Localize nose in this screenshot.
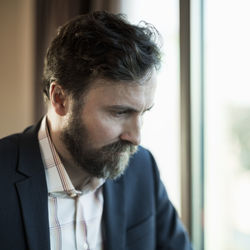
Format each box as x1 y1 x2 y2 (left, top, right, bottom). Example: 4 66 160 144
119 116 142 145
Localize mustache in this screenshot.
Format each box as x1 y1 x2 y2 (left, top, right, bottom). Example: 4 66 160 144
101 140 138 154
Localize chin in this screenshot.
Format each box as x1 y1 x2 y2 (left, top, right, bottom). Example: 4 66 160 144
106 153 131 180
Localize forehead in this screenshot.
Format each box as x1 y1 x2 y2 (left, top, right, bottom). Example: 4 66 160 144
83 75 157 109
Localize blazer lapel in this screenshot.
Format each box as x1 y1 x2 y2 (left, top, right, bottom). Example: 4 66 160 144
16 123 50 250
103 178 126 250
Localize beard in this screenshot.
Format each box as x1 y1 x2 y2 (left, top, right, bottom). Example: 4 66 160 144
60 108 138 180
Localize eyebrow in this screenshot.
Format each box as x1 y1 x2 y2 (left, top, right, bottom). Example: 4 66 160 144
106 104 154 113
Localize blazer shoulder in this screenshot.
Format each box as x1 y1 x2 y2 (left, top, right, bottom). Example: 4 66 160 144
0 133 20 156
129 146 154 165
0 133 21 179
127 146 158 174
122 146 160 190
0 124 37 172
0 122 39 152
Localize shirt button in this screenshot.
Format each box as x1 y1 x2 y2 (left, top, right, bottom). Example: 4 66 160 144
83 242 88 250
69 193 77 198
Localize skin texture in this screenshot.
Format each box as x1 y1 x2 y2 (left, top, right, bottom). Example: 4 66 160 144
46 73 157 180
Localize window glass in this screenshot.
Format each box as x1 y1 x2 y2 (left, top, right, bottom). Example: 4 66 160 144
204 0 250 249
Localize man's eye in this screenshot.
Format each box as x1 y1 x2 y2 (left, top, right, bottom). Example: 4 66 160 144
112 110 128 117
117 111 127 115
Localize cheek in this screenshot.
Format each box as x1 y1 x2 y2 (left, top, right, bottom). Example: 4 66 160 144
85 116 122 146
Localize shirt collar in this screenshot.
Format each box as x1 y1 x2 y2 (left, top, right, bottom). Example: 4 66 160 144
38 116 104 197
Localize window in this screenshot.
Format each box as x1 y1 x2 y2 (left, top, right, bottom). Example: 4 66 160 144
204 0 250 249
192 0 250 249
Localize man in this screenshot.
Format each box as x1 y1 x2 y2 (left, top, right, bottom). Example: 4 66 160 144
0 11 192 250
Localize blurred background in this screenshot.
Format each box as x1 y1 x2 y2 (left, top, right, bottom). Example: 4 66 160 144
0 0 250 249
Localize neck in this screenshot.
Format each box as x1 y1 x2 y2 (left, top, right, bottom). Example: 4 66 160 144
60 156 91 189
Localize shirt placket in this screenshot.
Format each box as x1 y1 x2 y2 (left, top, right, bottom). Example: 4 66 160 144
75 195 89 250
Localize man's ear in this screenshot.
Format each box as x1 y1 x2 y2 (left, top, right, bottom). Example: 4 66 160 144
49 82 68 116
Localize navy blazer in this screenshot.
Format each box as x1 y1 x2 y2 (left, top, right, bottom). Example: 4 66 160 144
0 122 192 250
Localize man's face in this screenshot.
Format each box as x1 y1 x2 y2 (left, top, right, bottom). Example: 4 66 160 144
61 74 157 179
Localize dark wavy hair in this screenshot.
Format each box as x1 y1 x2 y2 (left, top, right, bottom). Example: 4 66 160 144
43 11 161 100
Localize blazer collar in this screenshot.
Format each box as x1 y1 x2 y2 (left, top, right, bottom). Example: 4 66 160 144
16 121 50 250
18 121 43 176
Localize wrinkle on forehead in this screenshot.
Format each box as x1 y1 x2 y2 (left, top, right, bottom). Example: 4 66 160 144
90 68 156 88
84 73 157 111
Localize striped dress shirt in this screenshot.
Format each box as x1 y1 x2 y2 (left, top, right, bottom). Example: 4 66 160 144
38 117 105 250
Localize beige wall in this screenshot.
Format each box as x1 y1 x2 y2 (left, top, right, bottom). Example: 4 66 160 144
0 0 35 138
